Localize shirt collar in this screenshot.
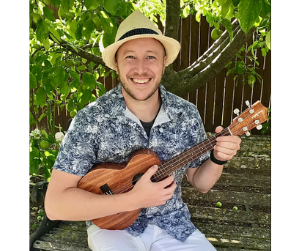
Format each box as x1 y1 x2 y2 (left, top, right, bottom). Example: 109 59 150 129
102 83 182 123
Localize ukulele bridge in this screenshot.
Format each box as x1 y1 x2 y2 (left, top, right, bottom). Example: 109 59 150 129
100 184 113 195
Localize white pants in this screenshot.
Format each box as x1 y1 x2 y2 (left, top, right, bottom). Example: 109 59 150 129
87 223 216 251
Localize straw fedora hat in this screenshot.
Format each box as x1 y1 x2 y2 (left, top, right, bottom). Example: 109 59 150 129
102 10 181 71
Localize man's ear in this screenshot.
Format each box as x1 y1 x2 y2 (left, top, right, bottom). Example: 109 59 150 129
115 61 118 74
162 55 167 74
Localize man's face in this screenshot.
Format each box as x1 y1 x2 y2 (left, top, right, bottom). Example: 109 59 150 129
115 38 167 102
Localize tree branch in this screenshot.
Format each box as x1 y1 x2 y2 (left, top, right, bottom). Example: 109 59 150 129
177 19 240 78
60 40 105 66
165 26 255 96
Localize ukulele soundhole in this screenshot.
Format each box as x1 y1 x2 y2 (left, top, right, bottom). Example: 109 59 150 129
132 173 144 186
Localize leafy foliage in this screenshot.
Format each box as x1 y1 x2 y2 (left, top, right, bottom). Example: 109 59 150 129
29 0 271 183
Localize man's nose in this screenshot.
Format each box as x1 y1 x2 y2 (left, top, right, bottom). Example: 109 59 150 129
134 59 147 75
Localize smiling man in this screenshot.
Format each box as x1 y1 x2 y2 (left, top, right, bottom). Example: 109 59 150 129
45 10 241 251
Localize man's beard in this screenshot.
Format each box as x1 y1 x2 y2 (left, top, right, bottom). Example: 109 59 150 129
120 76 161 101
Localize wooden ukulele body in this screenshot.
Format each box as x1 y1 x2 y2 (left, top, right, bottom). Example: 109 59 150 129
77 149 162 230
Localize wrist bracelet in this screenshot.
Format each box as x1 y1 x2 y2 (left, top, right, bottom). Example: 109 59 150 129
210 150 227 165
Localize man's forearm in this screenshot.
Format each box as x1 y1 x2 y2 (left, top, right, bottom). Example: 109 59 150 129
45 187 136 221
190 159 224 193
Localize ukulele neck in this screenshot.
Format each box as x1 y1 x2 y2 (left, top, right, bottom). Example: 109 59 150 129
151 128 231 182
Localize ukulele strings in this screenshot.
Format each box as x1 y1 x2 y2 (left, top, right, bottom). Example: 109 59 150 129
110 129 230 195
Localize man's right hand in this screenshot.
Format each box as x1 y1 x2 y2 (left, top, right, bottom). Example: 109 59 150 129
129 165 177 209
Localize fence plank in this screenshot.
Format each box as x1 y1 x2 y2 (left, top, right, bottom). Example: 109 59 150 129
189 15 200 106
104 71 113 92
173 18 181 72
197 85 206 122
205 78 215 132
214 68 226 128
179 17 190 100
233 75 244 117
252 48 264 103
261 52 271 108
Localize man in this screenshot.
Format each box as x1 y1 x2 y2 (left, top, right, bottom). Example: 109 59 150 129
45 10 241 251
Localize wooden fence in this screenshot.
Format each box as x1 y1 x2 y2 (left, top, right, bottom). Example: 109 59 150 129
31 14 271 135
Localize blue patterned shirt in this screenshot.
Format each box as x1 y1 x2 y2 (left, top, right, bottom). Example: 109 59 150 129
53 84 210 242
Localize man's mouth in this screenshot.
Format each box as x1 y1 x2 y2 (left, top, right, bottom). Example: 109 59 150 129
131 78 151 84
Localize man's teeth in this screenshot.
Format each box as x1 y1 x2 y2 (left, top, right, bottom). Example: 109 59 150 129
132 79 150 83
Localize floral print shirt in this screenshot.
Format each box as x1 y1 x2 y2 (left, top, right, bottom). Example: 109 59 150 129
53 83 209 242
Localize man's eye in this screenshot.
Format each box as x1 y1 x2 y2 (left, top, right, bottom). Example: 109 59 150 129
126 56 135 59
147 56 155 59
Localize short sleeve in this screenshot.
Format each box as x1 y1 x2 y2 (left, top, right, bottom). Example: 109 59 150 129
52 109 98 176
186 110 210 169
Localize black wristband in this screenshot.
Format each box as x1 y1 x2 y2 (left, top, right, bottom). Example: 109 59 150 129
210 149 227 165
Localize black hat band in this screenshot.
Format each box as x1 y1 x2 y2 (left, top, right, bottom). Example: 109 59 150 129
118 28 159 41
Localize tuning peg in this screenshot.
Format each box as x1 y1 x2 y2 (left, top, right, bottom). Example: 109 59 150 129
249 109 254 114
234 109 240 116
256 125 262 130
245 131 251 136
245 100 250 108
243 127 248 131
255 120 260 125
238 118 243 123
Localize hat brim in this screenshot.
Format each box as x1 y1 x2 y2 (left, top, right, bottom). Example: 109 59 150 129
102 34 181 71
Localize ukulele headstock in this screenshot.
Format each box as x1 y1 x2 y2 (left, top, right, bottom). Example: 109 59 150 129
229 101 269 136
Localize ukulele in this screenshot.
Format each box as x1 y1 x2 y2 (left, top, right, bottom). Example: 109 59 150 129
77 100 269 230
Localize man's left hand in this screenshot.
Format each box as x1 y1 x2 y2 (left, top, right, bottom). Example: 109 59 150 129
213 126 241 162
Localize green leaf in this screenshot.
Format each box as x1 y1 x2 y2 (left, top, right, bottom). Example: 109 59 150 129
38 113 47 122
43 165 52 182
84 0 99 10
36 87 47 107
45 77 55 93
60 81 70 95
82 72 96 89
30 146 40 175
247 74 256 86
196 10 202 22
104 0 123 15
42 38 50 50
82 20 95 41
99 11 113 35
102 31 115 48
232 0 240 7
265 31 271 50
238 0 262 34
30 72 37 90
48 25 61 42
67 20 77 39
79 89 92 107
30 112 37 125
52 0 61 8
50 53 62 65
260 0 271 18
67 99 75 111
221 0 232 17
77 65 87 71
69 69 80 81
43 7 56 21
61 0 74 12
36 19 49 43
31 65 42 82
182 5 190 18
69 79 80 89
221 18 233 41
96 81 106 94
76 22 83 40
52 66 65 87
